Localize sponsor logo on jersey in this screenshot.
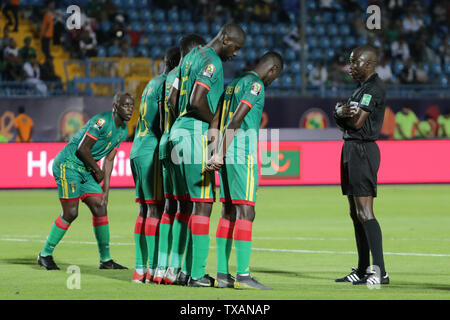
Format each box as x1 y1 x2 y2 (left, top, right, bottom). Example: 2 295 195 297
361 93 372 106
94 118 105 130
250 82 262 96
203 64 215 78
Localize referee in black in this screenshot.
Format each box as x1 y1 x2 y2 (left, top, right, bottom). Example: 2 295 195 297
333 45 389 286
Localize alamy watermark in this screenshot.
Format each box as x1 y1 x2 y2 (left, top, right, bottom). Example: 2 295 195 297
66 265 81 289
66 5 81 30
366 5 381 30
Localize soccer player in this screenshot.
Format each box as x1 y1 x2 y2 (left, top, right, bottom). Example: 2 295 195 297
130 46 180 283
205 52 283 290
38 93 134 270
153 34 207 285
333 45 389 285
168 23 246 287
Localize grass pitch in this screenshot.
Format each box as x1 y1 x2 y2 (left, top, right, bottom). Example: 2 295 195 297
0 185 449 300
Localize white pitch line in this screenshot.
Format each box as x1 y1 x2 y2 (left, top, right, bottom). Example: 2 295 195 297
1 237 449 257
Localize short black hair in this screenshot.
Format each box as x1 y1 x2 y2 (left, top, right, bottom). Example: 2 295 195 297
179 34 206 57
165 46 181 71
259 51 284 71
113 92 133 105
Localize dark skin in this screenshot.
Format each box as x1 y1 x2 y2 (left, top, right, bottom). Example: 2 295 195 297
335 48 379 223
62 95 134 223
205 58 282 222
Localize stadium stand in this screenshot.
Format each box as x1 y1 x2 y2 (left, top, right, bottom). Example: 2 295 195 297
0 0 448 98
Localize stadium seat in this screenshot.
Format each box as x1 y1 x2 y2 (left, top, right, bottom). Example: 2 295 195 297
140 10 151 21
292 61 301 74
327 24 339 36
158 22 170 33
144 22 157 33
393 60 404 75
196 22 209 34
153 9 165 22
324 49 335 62
150 47 163 59
305 61 314 73
357 36 367 46
130 21 142 31
336 11 346 24
295 74 302 86
101 21 111 32
147 34 159 46
323 12 333 24
282 75 294 87
180 9 192 22
128 10 139 21
266 36 274 47
97 46 107 57
171 22 183 34
262 24 274 35
431 63 442 74
445 63 450 74
311 48 323 61
276 23 288 35
108 45 119 57
254 35 267 48
438 74 448 86
306 24 314 36
318 36 330 48
245 36 254 48
250 23 261 35
184 22 195 34
167 9 179 21
344 36 356 48
111 0 121 8
334 37 343 48
246 49 258 61
235 59 247 72
285 49 296 61
431 36 441 50
240 24 249 34
211 23 221 34
314 24 325 36
135 0 148 8
340 25 351 36
161 36 172 48
307 36 318 48
122 0 136 8
127 47 136 57
137 46 149 57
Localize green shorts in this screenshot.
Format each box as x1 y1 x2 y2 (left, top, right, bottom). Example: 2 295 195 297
169 134 215 202
130 152 164 205
52 160 103 202
220 154 258 206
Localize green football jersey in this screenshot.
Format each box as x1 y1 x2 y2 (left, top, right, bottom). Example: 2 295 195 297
130 74 166 159
163 65 179 133
171 45 224 135
55 110 128 168
219 71 265 156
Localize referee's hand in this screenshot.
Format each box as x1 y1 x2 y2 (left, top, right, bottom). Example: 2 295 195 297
336 102 358 118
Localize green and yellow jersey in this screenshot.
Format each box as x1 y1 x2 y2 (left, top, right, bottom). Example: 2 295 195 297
130 74 166 159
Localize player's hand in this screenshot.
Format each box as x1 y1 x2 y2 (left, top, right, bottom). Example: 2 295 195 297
204 154 223 173
93 168 105 183
337 103 358 118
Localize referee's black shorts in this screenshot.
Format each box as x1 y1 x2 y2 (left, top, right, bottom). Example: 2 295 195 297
340 140 380 197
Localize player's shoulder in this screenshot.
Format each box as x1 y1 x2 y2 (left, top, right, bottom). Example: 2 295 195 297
168 65 179 77
242 72 264 94
198 48 222 70
90 111 111 131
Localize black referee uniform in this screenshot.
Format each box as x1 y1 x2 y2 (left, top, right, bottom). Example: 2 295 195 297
338 73 386 197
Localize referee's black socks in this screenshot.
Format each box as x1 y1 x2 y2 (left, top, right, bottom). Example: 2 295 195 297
362 219 386 276
352 219 370 276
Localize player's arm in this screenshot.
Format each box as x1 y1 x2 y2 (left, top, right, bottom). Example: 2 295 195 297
190 83 214 123
100 147 117 206
208 96 224 154
168 77 179 120
341 108 371 130
76 134 104 183
205 102 251 171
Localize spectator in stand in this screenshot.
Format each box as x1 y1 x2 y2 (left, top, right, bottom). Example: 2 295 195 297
3 38 23 80
0 27 13 56
394 107 420 140
308 63 328 86
283 26 305 53
40 56 62 89
41 0 55 60
352 9 369 38
23 51 47 95
414 62 429 84
437 109 450 138
100 0 118 22
438 36 450 64
78 24 98 58
391 35 410 61
14 106 34 142
384 19 401 45
375 58 394 83
399 59 415 84
401 10 424 34
2 0 19 32
414 114 436 138
87 0 102 21
18 36 37 63
253 0 271 23
328 60 346 84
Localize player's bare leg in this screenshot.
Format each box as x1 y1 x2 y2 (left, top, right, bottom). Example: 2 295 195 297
187 202 215 287
84 196 127 270
233 204 272 290
38 200 79 270
352 196 389 285
215 202 236 288
154 198 177 284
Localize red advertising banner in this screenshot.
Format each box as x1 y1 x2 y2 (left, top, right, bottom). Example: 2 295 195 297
0 140 449 189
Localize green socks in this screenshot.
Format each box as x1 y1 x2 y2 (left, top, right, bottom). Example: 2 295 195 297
134 216 148 270
156 212 174 270
169 212 190 269
216 218 235 274
41 216 71 257
93 216 111 262
234 219 253 275
144 217 160 270
190 215 210 280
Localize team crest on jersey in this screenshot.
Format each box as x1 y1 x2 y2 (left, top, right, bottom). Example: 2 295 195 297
203 64 215 78
250 82 262 96
94 118 105 129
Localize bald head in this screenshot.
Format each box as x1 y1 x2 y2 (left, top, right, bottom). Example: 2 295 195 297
353 45 378 65
349 45 378 82
220 24 246 47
